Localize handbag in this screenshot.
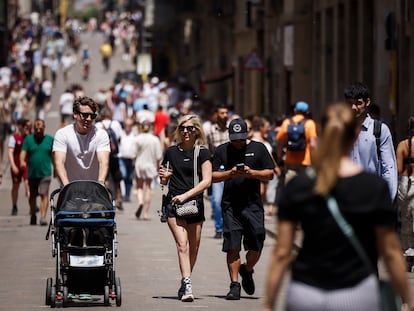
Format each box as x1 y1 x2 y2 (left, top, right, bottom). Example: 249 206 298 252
325 196 402 311
174 145 201 218
175 199 199 217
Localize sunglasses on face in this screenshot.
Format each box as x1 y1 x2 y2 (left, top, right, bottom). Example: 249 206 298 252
179 125 195 132
76 110 97 120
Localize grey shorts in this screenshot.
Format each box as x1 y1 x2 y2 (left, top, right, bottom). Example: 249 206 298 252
286 275 380 311
29 176 52 197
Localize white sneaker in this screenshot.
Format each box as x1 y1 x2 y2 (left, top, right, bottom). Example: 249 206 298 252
181 278 194 302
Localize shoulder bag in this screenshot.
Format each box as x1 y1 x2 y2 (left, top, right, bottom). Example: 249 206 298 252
325 195 402 311
174 145 200 218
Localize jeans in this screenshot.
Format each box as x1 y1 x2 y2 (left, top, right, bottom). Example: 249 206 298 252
211 182 224 233
119 158 134 200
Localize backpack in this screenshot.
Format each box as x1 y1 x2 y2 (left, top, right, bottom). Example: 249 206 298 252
104 122 119 157
286 117 307 151
373 119 382 161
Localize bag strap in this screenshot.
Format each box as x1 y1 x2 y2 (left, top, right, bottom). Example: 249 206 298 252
373 119 382 161
289 116 306 125
193 145 200 187
325 195 374 272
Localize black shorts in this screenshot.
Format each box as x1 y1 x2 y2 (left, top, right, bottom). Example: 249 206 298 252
109 157 122 182
222 205 265 252
164 195 205 224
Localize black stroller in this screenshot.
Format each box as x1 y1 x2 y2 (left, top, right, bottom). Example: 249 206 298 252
45 180 121 307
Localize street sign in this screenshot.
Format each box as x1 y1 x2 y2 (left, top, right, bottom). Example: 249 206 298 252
244 49 264 70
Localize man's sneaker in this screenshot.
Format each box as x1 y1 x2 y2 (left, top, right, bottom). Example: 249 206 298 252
177 278 186 300
11 206 18 216
239 264 255 295
225 282 241 300
214 231 223 239
181 277 194 302
30 215 37 225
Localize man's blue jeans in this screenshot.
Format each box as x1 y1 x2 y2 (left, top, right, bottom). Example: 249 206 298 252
119 158 134 201
211 181 224 233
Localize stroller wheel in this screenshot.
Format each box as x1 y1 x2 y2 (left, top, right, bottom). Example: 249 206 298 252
104 285 110 306
62 287 69 305
45 278 52 305
50 286 56 308
115 277 122 307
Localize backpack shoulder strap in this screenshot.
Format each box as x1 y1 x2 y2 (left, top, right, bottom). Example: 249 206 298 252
373 119 382 160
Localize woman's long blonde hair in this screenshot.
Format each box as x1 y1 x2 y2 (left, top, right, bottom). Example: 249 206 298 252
312 102 358 195
174 114 207 146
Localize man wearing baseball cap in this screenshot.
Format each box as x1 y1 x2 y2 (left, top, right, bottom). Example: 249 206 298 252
276 101 318 184
211 118 275 300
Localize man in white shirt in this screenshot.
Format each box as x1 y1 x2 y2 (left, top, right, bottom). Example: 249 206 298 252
53 96 110 186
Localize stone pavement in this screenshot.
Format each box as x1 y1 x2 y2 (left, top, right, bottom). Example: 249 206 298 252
0 176 290 310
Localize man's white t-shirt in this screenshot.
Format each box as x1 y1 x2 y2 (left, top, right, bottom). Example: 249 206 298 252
52 124 110 182
59 92 75 115
42 80 53 96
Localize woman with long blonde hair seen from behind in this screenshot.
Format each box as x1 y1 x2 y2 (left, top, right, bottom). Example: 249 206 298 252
264 102 412 311
159 114 212 302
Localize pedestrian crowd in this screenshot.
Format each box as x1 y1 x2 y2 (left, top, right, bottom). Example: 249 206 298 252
0 10 413 311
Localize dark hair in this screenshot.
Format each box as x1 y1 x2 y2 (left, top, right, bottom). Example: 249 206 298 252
17 118 28 127
369 103 381 119
407 116 414 190
344 82 371 101
409 116 414 136
73 96 99 114
214 102 228 112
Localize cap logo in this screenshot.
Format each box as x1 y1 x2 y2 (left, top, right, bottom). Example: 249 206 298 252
232 124 242 133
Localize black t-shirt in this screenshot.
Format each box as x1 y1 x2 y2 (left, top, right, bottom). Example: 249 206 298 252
277 172 395 290
212 140 275 210
162 145 210 201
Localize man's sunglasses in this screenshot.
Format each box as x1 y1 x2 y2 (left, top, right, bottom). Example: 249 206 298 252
179 125 195 132
76 110 97 120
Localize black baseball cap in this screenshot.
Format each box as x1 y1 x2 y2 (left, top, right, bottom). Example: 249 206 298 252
228 118 248 141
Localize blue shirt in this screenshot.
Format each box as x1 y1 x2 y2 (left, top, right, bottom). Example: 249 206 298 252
349 114 397 199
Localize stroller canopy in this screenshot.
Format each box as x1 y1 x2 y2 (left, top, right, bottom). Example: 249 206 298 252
56 180 114 213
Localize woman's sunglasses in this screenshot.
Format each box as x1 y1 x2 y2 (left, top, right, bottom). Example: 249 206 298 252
179 125 195 132
76 110 98 120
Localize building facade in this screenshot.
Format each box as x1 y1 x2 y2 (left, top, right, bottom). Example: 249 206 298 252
153 0 413 140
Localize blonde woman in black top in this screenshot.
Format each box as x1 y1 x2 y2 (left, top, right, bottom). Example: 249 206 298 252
159 115 212 302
